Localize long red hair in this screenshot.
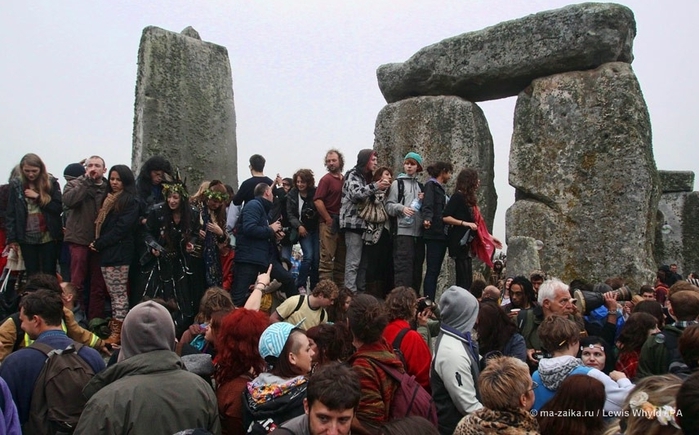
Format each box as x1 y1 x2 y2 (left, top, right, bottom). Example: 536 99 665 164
213 308 269 386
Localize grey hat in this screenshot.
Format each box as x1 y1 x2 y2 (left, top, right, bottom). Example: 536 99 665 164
181 354 214 377
439 286 479 335
118 300 176 362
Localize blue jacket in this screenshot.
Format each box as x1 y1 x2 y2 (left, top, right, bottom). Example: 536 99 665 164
235 197 277 267
0 330 105 425
531 365 591 411
0 377 20 435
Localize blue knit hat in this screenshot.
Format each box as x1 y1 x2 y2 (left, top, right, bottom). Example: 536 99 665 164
259 320 305 360
404 152 423 172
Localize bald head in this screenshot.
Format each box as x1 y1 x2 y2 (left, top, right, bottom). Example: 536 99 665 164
482 285 501 302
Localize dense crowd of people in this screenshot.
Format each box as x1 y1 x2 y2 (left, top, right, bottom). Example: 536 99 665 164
0 150 697 434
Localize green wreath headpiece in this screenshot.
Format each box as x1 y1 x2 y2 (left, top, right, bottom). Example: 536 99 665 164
162 168 188 198
204 189 229 202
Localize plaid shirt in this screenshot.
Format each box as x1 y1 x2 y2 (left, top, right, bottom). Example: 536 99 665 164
340 168 379 230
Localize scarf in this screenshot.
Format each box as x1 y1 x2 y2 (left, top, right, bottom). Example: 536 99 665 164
537 355 583 390
454 407 540 435
95 191 122 238
471 205 495 267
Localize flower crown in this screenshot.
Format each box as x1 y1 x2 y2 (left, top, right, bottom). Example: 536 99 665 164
204 189 229 202
162 168 188 198
628 391 681 429
162 182 188 198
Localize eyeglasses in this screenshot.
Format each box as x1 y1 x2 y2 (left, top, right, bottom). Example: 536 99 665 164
529 381 539 391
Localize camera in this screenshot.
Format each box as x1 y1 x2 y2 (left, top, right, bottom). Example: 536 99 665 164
302 207 318 222
280 226 291 233
146 239 166 254
417 297 434 313
533 350 550 361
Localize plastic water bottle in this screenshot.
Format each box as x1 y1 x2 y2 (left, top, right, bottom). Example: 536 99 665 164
402 198 421 225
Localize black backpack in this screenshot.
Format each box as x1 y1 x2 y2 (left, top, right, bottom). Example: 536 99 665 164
24 342 96 435
391 327 411 368
283 295 326 323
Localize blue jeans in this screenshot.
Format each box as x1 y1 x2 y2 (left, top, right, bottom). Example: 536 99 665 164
297 230 319 290
423 239 447 300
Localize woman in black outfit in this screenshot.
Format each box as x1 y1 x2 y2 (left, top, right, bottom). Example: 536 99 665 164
139 181 202 335
421 161 453 301
286 168 320 292
443 168 501 290
91 165 139 345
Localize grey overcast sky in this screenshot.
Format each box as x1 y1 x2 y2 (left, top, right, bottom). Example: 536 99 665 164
1 1 697 243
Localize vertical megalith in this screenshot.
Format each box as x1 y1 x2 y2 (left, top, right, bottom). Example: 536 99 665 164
132 26 237 188
506 236 542 279
373 96 497 293
655 171 698 274
507 62 658 287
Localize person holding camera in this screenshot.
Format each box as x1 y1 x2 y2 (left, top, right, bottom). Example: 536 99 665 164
233 183 295 307
382 286 432 392
286 169 320 293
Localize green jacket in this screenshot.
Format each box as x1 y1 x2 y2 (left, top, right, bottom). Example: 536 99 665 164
637 324 685 379
75 350 221 435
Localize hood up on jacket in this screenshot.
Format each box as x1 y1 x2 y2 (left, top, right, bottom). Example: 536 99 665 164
440 286 479 335
118 300 176 362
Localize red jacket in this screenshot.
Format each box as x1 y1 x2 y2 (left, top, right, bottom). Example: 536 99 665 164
220 248 235 292
383 319 432 393
471 206 495 267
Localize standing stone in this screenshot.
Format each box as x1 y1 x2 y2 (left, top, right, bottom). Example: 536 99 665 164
506 236 542 279
377 3 635 103
132 26 237 188
655 171 698 275
373 96 497 295
507 62 658 288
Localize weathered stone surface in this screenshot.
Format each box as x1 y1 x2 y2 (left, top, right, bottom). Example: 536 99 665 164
373 96 497 293
659 170 694 193
132 26 237 188
377 3 635 103
507 62 658 288
655 190 699 275
683 192 699 274
505 236 542 278
181 26 201 40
